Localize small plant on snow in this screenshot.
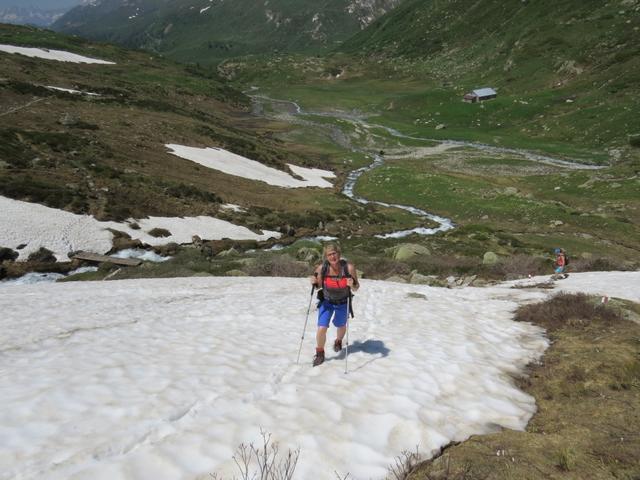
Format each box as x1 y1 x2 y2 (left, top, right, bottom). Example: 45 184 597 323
210 429 300 480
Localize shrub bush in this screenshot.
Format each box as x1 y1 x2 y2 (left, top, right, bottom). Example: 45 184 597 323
148 228 172 238
245 254 310 277
488 254 548 280
514 292 621 331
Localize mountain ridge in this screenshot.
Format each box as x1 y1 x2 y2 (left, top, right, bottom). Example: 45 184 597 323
52 0 403 63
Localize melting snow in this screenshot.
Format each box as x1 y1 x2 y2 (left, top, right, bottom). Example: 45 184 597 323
0 44 115 64
166 144 335 188
0 195 280 261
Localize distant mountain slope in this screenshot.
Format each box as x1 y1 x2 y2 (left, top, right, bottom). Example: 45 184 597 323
341 0 640 91
0 6 69 26
52 0 403 63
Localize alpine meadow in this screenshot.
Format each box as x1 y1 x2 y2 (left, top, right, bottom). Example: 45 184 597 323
1 0 639 479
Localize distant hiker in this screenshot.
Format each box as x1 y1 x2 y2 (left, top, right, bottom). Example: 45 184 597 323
552 247 569 279
309 243 359 367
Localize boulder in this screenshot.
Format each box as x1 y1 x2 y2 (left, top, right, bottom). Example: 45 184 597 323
296 247 321 263
389 243 431 261
225 269 248 277
153 242 179 256
409 271 438 285
385 275 408 283
217 247 239 257
112 236 143 251
482 251 499 265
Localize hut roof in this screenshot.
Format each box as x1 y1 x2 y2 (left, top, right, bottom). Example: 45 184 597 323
472 87 497 97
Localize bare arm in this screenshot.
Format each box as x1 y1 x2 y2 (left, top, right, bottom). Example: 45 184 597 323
347 263 359 291
309 264 323 287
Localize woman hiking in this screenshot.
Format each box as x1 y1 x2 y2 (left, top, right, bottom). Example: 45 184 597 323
309 243 360 367
552 247 568 280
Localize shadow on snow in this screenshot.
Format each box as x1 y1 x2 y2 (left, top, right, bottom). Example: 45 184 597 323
328 339 390 371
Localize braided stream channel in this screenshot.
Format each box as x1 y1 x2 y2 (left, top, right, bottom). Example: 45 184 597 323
248 91 604 239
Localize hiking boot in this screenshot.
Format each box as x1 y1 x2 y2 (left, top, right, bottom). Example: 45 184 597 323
333 339 343 352
312 350 325 367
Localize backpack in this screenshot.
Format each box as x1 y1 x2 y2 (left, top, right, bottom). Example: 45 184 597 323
564 252 569 266
317 259 354 317
321 258 350 280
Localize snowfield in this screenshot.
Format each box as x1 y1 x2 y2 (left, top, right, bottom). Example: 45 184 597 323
0 195 280 261
2 271 637 479
0 44 115 64
166 144 336 188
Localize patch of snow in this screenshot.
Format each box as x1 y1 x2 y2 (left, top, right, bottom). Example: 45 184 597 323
45 86 100 96
166 144 335 188
0 195 280 262
200 6 211 13
220 203 245 213
0 44 115 64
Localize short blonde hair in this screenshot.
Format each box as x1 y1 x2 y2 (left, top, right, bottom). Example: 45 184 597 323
323 243 341 258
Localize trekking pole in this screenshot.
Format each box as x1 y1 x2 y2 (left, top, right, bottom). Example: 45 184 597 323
296 284 315 364
344 292 350 374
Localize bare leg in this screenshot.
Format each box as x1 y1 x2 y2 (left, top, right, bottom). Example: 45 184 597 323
336 325 346 342
316 327 328 350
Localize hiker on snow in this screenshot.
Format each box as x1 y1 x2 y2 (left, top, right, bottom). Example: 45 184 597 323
552 247 568 279
309 243 359 367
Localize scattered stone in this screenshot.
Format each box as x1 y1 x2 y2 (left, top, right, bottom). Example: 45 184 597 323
461 275 477 287
58 113 79 126
153 242 179 256
407 292 428 300
225 269 248 277
435 123 446 130
296 247 321 263
409 271 439 285
217 247 239 257
385 275 408 283
388 243 431 261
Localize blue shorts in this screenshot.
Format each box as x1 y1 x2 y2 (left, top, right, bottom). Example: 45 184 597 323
317 300 348 328
555 266 565 273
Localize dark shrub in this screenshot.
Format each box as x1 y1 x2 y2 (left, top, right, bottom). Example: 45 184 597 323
629 134 640 148
355 257 411 280
27 247 57 263
245 254 309 277
514 293 621 331
0 247 19 262
571 256 632 272
148 228 172 238
489 254 548 280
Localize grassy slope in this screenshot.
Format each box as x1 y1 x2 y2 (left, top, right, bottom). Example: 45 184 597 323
339 0 640 155
0 24 393 237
